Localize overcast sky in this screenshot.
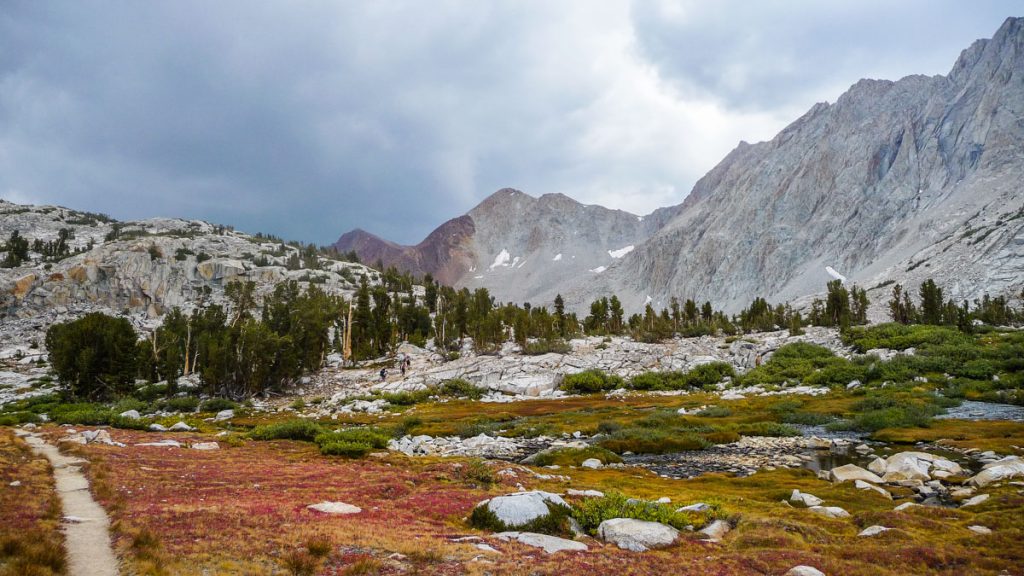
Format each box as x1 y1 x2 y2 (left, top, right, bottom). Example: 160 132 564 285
0 2 1017 245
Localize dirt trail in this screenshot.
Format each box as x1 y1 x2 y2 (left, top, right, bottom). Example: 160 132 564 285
17 429 119 576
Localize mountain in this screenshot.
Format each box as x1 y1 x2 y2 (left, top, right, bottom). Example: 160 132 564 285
335 17 1024 314
336 188 682 305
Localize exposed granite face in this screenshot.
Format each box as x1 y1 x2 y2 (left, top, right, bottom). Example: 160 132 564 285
0 201 381 323
570 17 1024 313
334 18 1024 315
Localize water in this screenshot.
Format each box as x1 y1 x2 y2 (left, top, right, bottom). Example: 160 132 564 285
937 400 1024 422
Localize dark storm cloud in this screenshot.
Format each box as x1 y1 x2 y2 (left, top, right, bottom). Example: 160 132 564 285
0 2 1016 244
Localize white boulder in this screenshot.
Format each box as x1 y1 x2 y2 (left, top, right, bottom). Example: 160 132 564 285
807 506 850 519
597 518 680 552
495 532 587 554
699 519 731 541
785 567 826 576
969 456 1024 487
790 489 823 507
829 464 883 484
580 458 603 469
307 501 361 514
858 525 890 537
477 491 568 529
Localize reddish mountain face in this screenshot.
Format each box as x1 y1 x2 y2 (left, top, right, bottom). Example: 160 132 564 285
334 215 475 285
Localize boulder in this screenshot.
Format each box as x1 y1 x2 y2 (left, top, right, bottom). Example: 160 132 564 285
893 502 919 512
169 422 194 432
566 489 604 498
807 506 850 519
968 525 992 535
148 423 168 432
676 502 711 513
581 458 603 469
960 494 990 507
829 464 883 484
190 442 220 450
495 532 588 554
858 525 890 537
699 519 731 541
969 456 1024 487
790 489 823 507
477 491 568 529
597 518 680 552
882 452 962 482
135 439 181 448
214 409 234 421
867 457 887 476
307 501 361 515
854 479 891 499
785 567 826 576
118 410 141 419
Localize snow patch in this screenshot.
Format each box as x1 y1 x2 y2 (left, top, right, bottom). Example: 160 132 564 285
825 266 847 283
608 245 635 259
473 275 484 279
510 256 521 268
489 249 511 271
552 253 562 262
589 266 607 274
644 295 653 305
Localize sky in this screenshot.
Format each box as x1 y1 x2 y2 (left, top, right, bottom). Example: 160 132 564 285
0 1 1017 245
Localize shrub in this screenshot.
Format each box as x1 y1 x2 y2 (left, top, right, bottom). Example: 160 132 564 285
199 398 238 412
111 397 150 414
378 389 431 405
598 428 711 454
521 338 572 355
250 419 325 441
695 406 732 418
561 370 624 394
454 459 496 487
571 492 715 535
629 362 735 391
163 396 200 413
732 421 801 437
319 441 372 458
314 428 390 449
437 378 483 400
282 549 318 576
305 535 332 558
530 446 623 467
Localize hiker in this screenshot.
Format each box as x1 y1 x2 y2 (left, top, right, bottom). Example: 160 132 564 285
379 367 387 382
400 357 407 377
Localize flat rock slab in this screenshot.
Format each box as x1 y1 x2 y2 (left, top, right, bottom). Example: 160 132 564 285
307 501 362 514
495 531 588 554
20 430 119 576
598 518 680 552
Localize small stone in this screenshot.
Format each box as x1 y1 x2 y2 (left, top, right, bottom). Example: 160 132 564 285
214 409 234 421
566 489 604 498
968 525 992 535
893 502 919 512
858 525 890 537
676 502 711 513
495 532 588 554
168 422 194 432
148 423 168 432
118 410 141 419
581 458 603 469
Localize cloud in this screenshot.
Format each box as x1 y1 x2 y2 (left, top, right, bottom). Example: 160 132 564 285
0 1 1015 244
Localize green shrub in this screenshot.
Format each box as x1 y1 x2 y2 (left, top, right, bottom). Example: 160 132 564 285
109 415 153 430
378 389 432 405
843 323 968 352
598 428 711 454
629 362 735 391
164 397 200 413
250 419 325 441
571 492 715 535
560 370 624 394
437 379 484 400
780 411 833 425
530 446 623 467
521 338 572 356
111 398 150 414
732 422 800 437
695 406 732 418
454 459 496 486
319 440 372 458
45 312 138 401
199 398 238 412
314 428 390 449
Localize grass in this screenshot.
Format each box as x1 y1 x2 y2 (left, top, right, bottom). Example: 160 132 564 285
0 430 65 576
38 421 1024 576
529 446 623 467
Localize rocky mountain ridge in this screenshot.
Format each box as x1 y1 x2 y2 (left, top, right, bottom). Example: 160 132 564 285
335 17 1024 314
